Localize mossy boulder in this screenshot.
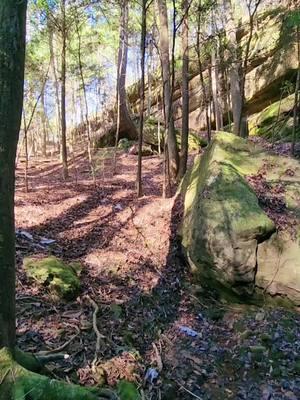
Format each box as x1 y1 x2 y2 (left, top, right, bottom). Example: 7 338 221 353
248 93 300 142
143 117 207 150
177 130 208 150
181 132 275 297
128 144 153 156
181 131 300 304
118 138 135 151
23 257 82 300
256 232 300 304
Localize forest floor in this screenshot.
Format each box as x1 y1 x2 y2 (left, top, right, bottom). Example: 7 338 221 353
15 146 300 400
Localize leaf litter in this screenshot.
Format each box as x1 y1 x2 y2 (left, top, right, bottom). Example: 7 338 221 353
14 150 300 399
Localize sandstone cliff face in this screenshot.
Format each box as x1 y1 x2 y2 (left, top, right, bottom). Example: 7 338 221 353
129 8 297 133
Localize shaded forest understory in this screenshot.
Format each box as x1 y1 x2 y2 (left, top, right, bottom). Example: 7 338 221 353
14 146 300 400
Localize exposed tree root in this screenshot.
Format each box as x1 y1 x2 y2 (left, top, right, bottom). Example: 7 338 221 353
15 348 68 374
0 348 118 400
86 295 116 360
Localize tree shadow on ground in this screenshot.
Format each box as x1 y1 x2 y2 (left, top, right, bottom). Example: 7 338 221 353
16 157 188 394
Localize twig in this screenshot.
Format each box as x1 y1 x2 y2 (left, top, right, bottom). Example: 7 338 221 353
86 295 116 363
0 369 11 386
86 295 106 363
161 333 173 347
96 388 120 400
38 333 79 356
175 380 203 399
35 353 69 365
188 293 209 309
152 343 163 372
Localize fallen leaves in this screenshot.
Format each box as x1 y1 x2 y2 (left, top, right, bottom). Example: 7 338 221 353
246 164 297 235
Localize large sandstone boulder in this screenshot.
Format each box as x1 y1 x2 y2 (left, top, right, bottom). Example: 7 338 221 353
181 132 300 304
256 232 300 304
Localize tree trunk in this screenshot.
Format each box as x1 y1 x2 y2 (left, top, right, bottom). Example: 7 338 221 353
239 0 262 138
61 0 68 179
292 25 300 155
23 113 29 193
75 14 95 182
147 31 154 117
41 88 47 157
137 0 147 197
211 8 223 132
196 6 211 142
0 0 27 351
116 0 137 140
223 0 243 136
48 24 61 153
178 0 189 180
157 0 179 182
211 47 223 131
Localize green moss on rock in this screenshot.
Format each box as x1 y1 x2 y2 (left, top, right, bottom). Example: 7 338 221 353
117 381 140 400
181 132 275 298
118 138 135 151
248 94 300 142
0 348 112 400
143 117 207 151
181 131 300 306
24 257 82 300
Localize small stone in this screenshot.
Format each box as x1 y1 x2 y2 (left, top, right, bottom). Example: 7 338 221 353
255 311 265 321
145 368 159 384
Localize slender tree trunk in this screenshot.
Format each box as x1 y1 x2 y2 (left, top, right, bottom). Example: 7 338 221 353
113 0 137 173
157 0 179 183
0 0 27 352
223 0 243 136
79 93 85 124
48 25 61 153
116 0 137 140
239 0 262 138
147 32 154 117
211 47 223 131
292 26 300 155
196 6 211 142
223 65 232 127
211 8 223 132
137 0 147 197
41 88 47 157
61 0 68 179
157 90 162 155
75 15 95 182
23 113 29 193
23 64 49 173
178 0 189 180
